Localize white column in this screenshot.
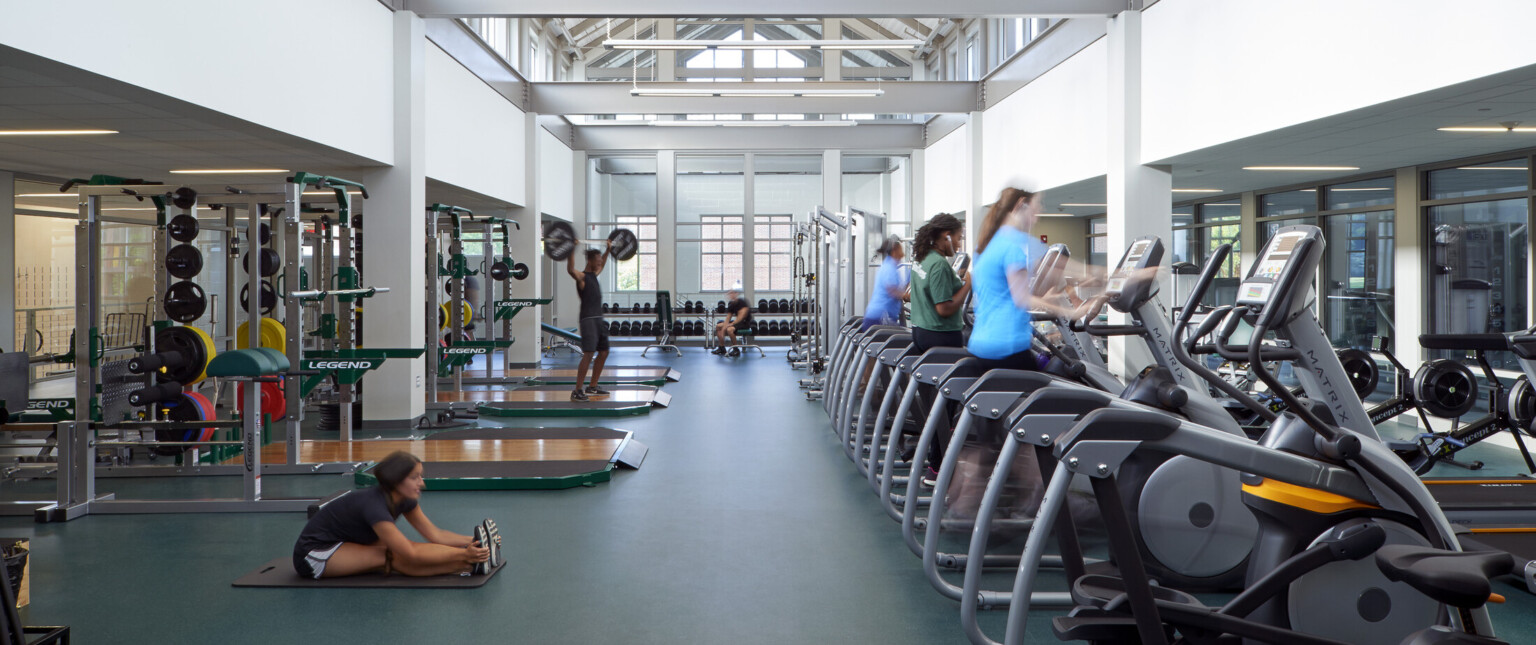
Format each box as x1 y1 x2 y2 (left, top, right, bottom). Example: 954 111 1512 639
966 110 985 246
1105 8 1171 377
657 151 677 296
1392 166 1424 367
0 171 13 352
743 153 756 301
361 11 427 425
1239 191 1259 271
823 149 841 212
656 19 677 82
822 19 842 82
910 148 927 225
507 111 543 366
552 150 587 328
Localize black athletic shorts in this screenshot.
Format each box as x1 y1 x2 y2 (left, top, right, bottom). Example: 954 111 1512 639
579 317 610 353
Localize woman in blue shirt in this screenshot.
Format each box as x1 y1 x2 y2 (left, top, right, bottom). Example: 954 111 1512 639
862 235 910 331
966 187 1054 371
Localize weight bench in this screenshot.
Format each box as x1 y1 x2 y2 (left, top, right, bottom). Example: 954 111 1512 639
541 323 580 356
731 327 765 358
643 291 679 357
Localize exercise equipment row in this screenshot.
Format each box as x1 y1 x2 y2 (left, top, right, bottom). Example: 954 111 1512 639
541 221 638 262
598 320 815 337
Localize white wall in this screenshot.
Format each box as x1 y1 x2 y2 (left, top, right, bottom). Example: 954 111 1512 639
0 0 395 164
1142 0 1536 162
538 129 574 220
923 124 970 216
425 44 526 205
980 39 1108 197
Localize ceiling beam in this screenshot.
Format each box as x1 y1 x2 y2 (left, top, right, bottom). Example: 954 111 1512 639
531 81 976 115
896 18 932 37
856 18 903 41
403 0 1125 18
573 122 923 151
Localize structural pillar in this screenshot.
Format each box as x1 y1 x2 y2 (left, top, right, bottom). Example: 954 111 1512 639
507 111 544 366
742 153 756 300
361 10 427 425
1392 166 1424 368
656 150 677 297
0 171 14 352
1105 7 1172 377
967 110 985 246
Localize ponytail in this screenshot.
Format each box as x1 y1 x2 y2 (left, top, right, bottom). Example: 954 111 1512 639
977 187 1035 254
912 213 964 262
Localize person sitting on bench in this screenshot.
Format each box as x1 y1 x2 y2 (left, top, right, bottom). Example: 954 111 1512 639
713 289 752 357
292 451 489 579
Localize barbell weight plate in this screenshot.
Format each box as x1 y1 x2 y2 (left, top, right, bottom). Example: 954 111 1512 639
1509 377 1536 437
154 325 215 386
239 281 278 315
489 260 510 281
510 262 529 280
155 393 206 455
608 228 639 261
258 222 272 246
238 380 288 422
438 302 473 331
1336 348 1380 400
242 247 281 277
165 243 204 280
1413 358 1478 419
163 281 207 323
185 391 218 443
235 319 287 351
171 186 198 211
167 213 200 242
543 221 578 262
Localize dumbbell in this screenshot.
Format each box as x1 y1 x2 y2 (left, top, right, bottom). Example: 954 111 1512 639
716 301 727 314
643 303 653 314
602 303 611 314
541 221 639 262
777 299 788 313
757 299 768 312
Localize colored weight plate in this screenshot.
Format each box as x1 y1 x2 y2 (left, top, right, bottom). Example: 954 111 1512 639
185 391 218 443
155 325 216 386
156 393 206 455
164 281 207 323
165 243 203 280
237 379 287 422
167 213 200 242
438 302 473 331
236 318 286 351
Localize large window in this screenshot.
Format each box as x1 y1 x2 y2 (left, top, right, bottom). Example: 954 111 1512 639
753 155 821 292
1425 157 1531 369
1259 175 1396 352
588 156 658 292
842 155 911 239
677 156 746 294
1171 200 1243 307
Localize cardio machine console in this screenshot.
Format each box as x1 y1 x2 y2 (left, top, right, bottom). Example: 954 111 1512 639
1235 225 1324 318
1030 244 1070 298
1103 236 1164 312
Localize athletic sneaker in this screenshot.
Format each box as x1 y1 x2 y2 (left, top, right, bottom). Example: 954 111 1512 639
471 525 491 575
728 347 741 357
711 347 726 355
481 519 502 569
570 389 589 402
584 385 609 396
921 467 939 488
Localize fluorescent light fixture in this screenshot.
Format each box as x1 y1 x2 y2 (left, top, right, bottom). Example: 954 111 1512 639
169 169 289 174
1203 202 1241 206
1438 126 1536 133
16 193 75 198
1037 213 1076 218
1242 166 1359 171
1059 203 1106 207
630 87 883 98
1329 187 1390 192
605 38 921 51
102 207 158 212
1457 166 1529 171
1172 188 1222 193
0 129 117 136
650 120 855 127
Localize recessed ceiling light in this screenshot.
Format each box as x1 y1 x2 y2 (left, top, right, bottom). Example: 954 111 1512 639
1329 187 1391 192
1172 188 1222 193
1243 166 1359 171
1438 126 1536 133
605 38 922 51
169 169 289 174
0 129 117 136
1059 203 1106 207
1037 213 1076 218
15 193 75 198
649 120 855 127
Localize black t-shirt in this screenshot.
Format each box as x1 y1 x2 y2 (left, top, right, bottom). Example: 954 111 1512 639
728 298 752 327
578 270 603 319
293 487 417 555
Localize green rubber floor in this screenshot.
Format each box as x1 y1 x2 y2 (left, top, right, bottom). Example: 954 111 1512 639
4 348 1536 643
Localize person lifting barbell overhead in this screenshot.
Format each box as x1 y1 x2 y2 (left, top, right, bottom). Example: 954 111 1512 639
567 238 613 402
292 451 498 579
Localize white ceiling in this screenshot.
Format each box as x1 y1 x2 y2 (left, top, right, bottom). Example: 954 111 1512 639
1044 62 1536 215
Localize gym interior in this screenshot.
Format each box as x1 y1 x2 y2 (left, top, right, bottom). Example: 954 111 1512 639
5 1 1536 643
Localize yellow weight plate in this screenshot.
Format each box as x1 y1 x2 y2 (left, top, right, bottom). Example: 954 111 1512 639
182 325 217 386
236 318 286 351
439 303 473 331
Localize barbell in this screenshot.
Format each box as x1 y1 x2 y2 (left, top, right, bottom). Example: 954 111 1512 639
542 221 638 262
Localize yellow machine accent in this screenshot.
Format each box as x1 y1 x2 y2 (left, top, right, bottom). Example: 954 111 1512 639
1241 478 1377 514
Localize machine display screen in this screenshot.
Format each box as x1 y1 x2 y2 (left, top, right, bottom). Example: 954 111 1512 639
1105 239 1152 295
1238 231 1307 305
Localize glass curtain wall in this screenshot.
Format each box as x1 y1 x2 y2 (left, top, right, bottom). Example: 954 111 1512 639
1259 175 1396 352
1170 200 1242 307
753 156 821 292
1425 158 1531 370
587 156 659 292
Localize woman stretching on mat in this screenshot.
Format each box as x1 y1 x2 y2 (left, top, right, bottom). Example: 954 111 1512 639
292 451 496 578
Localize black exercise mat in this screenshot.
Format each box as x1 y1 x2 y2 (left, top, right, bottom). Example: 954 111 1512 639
424 427 627 441
408 460 611 477
233 557 503 588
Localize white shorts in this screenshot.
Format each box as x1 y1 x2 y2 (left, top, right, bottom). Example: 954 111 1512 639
303 542 343 579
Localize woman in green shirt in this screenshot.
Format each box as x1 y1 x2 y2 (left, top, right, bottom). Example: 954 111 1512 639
909 213 971 351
